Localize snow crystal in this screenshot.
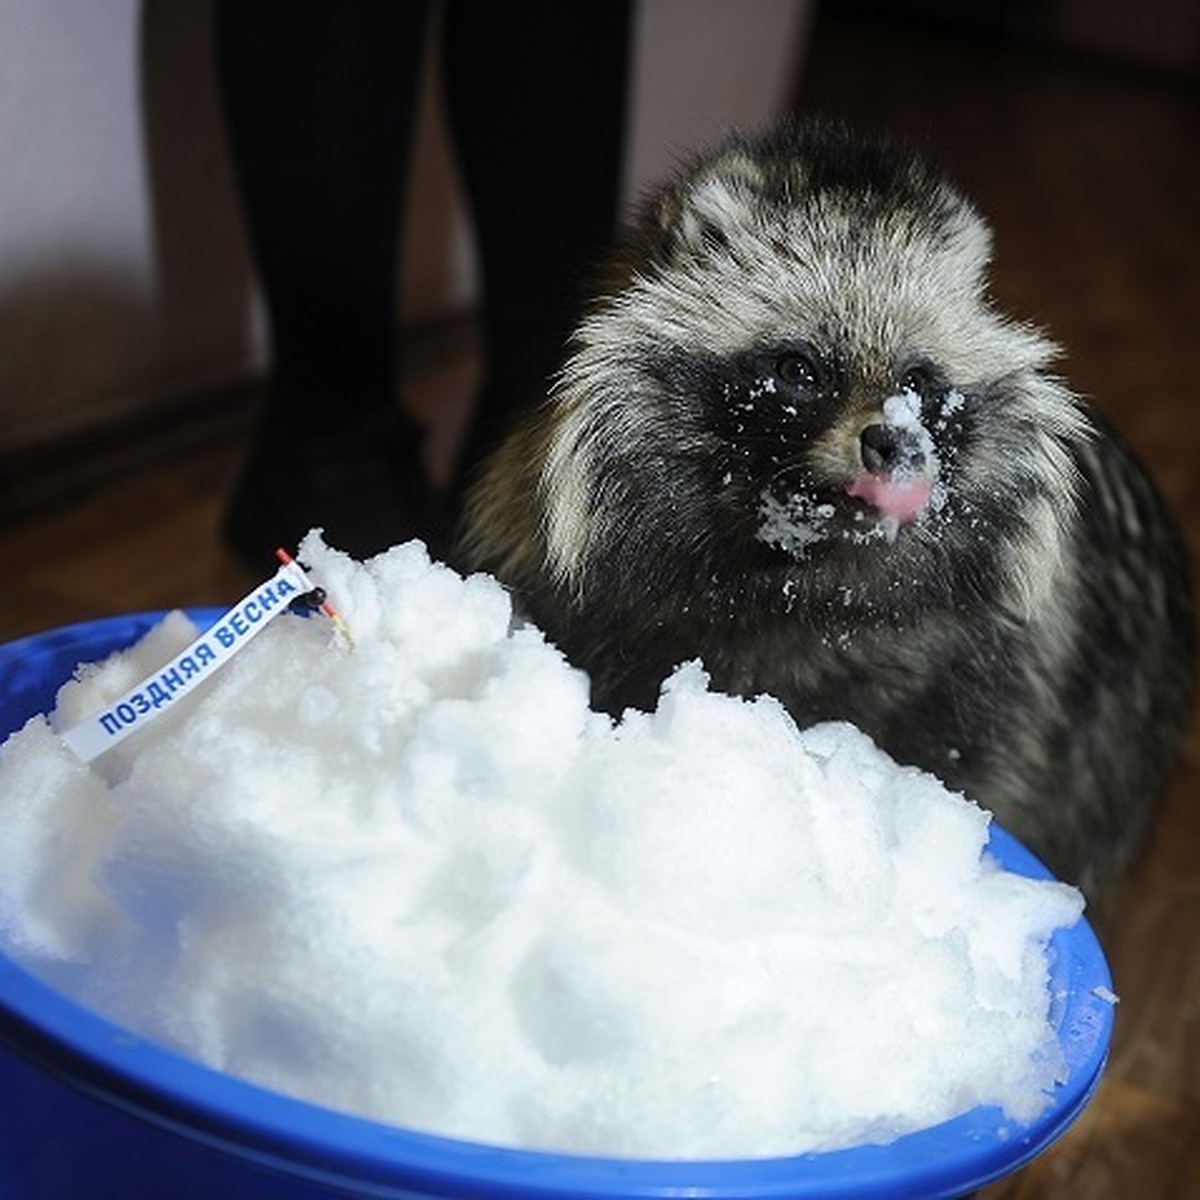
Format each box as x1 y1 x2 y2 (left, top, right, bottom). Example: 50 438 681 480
0 534 1085 1159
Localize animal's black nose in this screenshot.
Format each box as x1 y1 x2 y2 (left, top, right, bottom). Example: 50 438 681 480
860 423 926 476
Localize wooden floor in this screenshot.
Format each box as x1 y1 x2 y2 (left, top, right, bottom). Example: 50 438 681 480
2 7 1198 1196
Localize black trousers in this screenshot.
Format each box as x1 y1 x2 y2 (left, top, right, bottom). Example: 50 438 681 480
214 1 632 490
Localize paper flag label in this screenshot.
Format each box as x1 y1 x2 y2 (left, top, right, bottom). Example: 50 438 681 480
61 559 313 763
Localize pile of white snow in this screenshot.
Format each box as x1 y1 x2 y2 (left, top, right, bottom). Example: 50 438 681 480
0 532 1085 1159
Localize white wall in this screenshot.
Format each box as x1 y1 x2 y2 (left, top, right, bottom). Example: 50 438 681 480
0 0 812 454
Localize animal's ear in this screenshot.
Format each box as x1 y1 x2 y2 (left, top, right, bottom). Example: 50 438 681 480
655 149 765 261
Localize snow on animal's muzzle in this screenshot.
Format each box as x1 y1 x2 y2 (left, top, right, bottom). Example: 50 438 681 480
846 394 938 525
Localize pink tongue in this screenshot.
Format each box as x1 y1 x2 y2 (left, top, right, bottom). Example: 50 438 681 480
846 474 933 523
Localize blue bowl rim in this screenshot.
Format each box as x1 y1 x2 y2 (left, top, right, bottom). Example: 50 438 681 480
0 611 1116 1199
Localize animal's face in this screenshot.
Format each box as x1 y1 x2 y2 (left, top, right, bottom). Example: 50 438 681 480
542 124 1087 617
649 334 962 565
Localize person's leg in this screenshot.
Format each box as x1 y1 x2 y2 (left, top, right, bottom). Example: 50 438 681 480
442 1 633 497
215 1 443 566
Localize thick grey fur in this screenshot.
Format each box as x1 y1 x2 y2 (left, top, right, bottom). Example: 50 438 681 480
461 119 1194 900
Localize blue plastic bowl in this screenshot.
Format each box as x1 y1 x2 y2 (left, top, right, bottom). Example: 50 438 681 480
0 613 1114 1199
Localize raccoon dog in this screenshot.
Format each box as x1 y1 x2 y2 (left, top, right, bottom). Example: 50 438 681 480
460 119 1194 900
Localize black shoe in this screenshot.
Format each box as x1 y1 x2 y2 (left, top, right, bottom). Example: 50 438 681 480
222 409 450 573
